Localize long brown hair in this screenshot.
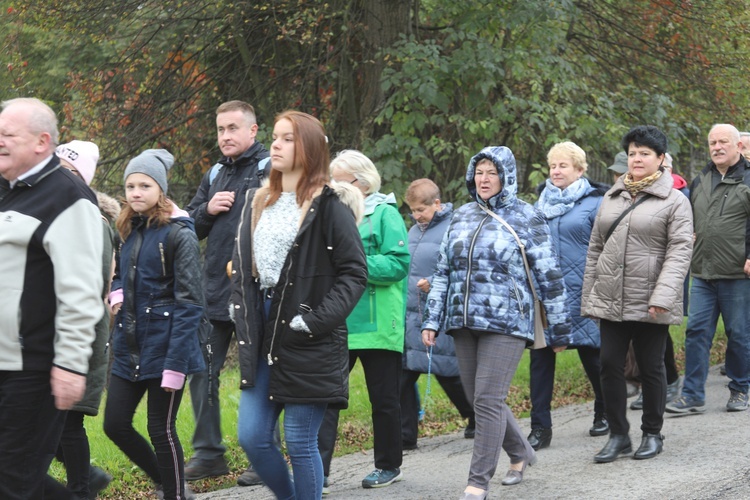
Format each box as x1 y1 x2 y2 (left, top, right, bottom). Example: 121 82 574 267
266 110 329 207
115 193 172 241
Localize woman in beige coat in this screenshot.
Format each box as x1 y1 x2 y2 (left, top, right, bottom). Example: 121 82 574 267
581 125 693 463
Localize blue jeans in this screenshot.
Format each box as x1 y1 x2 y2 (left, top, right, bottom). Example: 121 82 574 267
239 360 326 500
683 277 750 400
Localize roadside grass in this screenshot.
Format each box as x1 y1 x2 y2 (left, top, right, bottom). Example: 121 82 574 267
49 319 727 497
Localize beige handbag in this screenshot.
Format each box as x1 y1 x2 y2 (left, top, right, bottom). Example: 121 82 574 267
479 205 548 349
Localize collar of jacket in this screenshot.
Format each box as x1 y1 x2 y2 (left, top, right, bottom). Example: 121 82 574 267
429 202 453 228
408 202 454 228
14 155 61 189
704 155 749 184
218 141 268 169
248 185 324 279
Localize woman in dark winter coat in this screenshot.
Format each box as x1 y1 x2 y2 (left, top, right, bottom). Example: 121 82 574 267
401 179 474 449
105 149 205 500
230 111 367 500
422 146 572 499
528 141 610 451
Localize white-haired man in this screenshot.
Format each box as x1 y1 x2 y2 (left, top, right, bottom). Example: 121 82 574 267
0 98 103 498
667 124 750 414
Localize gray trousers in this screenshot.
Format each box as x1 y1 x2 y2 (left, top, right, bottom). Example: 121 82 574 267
452 328 531 490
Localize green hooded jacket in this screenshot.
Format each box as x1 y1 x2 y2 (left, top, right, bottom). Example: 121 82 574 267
347 192 410 352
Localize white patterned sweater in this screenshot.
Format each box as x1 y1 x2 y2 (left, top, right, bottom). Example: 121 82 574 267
253 192 302 289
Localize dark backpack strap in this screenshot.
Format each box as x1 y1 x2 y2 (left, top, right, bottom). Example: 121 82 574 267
604 194 652 242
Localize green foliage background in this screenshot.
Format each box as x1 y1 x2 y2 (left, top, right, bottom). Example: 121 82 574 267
2 0 748 208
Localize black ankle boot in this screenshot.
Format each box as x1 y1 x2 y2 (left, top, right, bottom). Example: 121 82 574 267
464 416 476 439
527 427 552 451
589 413 609 437
594 434 632 463
633 433 664 460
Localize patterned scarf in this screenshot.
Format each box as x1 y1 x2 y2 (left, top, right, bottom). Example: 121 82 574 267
536 177 591 219
623 169 662 198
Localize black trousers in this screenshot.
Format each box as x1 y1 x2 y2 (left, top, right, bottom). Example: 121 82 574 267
400 369 474 446
52 410 90 498
530 345 605 429
0 370 65 500
318 349 403 475
600 320 668 435
43 410 89 500
104 376 185 500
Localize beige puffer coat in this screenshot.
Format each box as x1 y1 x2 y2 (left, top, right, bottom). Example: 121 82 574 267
581 170 693 325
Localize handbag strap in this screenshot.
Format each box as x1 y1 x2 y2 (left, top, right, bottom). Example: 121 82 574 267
604 193 651 242
478 204 539 303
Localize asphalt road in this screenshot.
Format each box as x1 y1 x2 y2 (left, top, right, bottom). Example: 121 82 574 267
196 365 750 499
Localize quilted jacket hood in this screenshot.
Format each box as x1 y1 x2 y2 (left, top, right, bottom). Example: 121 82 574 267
466 146 518 209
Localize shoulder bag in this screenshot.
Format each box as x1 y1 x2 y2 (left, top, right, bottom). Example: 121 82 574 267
479 204 547 349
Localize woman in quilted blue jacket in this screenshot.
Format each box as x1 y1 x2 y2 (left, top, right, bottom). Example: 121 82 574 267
422 146 572 500
527 141 611 452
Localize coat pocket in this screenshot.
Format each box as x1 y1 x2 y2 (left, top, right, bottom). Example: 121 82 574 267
143 303 175 347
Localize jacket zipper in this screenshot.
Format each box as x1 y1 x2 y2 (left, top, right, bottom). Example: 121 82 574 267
236 191 251 346
268 244 295 366
369 287 376 324
719 193 728 216
463 214 490 324
267 200 318 366
365 215 376 326
158 242 166 276
511 277 525 319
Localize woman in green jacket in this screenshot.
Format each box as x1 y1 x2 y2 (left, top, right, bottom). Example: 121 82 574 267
318 150 410 492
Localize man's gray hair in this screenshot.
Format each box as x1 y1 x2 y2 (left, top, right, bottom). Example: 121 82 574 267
709 123 740 143
1 97 59 146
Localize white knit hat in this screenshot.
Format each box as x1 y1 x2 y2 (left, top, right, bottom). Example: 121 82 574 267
663 153 673 169
56 140 100 186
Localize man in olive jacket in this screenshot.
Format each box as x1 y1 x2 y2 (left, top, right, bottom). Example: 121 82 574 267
667 124 750 414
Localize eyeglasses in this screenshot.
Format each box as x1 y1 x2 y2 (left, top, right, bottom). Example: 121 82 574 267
64 166 82 179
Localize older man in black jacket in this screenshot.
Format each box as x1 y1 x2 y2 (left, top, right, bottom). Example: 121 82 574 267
0 98 103 499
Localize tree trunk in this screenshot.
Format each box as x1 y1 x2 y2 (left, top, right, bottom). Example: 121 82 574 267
351 0 411 145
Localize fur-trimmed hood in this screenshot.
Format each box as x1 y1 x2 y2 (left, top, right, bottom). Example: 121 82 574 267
328 180 364 225
96 191 121 223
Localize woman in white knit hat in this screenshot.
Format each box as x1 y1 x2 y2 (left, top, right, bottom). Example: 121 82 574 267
48 141 118 499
